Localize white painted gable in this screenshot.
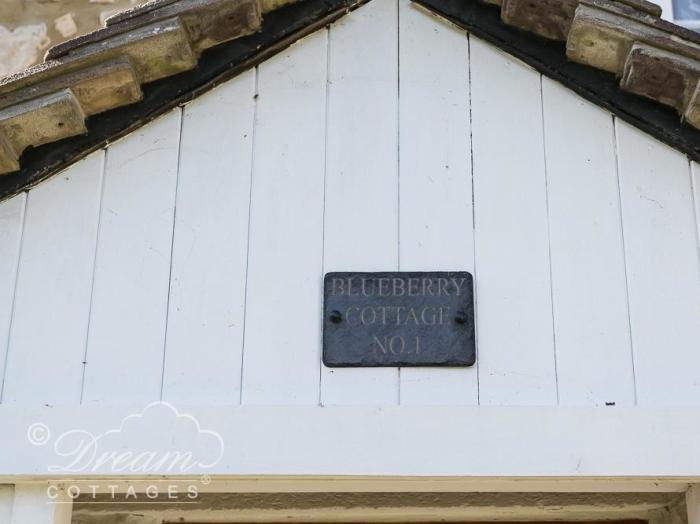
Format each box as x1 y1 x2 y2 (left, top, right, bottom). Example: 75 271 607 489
0 0 699 412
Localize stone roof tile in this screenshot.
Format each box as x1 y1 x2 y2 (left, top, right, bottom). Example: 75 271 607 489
0 0 697 179
0 0 290 176
479 0 700 138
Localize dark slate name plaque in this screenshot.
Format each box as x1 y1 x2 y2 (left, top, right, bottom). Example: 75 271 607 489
323 272 475 367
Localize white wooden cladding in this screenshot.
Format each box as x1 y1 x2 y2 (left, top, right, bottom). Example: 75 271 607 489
322 0 399 405
470 38 557 406
541 79 636 407
164 70 255 404
615 124 700 406
0 486 12 523
82 113 181 404
243 33 326 405
0 194 23 403
2 155 103 405
398 0 476 405
0 0 699 408
3 484 72 524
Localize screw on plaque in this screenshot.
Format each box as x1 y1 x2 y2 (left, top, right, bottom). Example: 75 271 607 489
329 310 343 324
454 311 468 325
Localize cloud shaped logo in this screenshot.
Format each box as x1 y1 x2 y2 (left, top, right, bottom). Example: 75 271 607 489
42 402 224 474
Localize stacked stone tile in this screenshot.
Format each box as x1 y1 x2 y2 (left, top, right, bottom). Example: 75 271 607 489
0 0 294 175
481 0 700 134
1 0 698 176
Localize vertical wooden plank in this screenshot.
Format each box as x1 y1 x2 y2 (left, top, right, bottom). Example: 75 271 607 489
397 0 477 405
82 111 181 404
242 33 327 405
2 153 103 405
693 162 700 252
0 485 13 523
322 0 399 405
162 71 255 404
10 485 71 524
688 485 700 524
616 121 700 406
541 79 635 406
0 194 24 402
470 38 557 406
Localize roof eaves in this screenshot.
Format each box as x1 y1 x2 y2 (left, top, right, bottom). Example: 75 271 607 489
414 0 700 161
1 0 698 194
0 0 269 178
0 0 366 202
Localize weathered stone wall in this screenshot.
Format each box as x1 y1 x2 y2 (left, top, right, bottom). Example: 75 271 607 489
0 0 147 78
